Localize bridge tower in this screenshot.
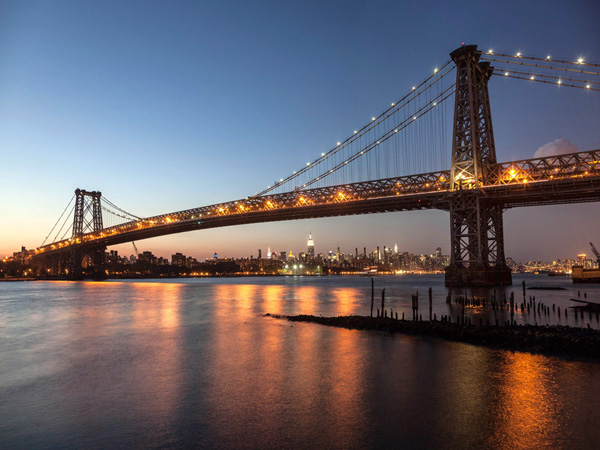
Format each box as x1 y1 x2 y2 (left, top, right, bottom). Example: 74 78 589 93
69 189 106 280
445 45 512 287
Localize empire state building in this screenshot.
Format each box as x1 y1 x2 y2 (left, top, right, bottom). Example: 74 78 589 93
307 232 315 261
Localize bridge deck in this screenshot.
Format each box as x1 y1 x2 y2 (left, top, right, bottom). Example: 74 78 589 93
33 149 600 257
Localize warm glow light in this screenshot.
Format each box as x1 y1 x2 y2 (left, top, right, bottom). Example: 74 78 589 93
578 57 584 64
516 52 521 57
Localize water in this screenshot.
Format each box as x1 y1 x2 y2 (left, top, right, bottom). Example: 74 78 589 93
1 274 600 449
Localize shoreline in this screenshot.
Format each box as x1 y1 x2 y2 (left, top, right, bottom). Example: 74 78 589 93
266 314 600 361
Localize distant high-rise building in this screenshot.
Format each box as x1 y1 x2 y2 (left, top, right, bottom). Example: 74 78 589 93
267 247 271 259
436 247 442 258
307 231 315 260
172 252 186 266
394 243 398 253
258 249 262 259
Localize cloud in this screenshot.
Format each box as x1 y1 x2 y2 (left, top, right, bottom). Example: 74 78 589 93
534 138 578 158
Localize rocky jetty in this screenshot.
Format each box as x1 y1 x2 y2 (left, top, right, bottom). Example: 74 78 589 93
265 314 600 360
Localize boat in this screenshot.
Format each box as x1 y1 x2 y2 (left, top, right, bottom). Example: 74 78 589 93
572 266 600 283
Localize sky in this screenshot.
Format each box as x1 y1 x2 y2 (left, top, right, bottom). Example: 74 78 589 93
1 0 599 262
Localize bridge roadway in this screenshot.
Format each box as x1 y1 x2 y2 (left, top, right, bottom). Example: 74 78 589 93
33 149 600 258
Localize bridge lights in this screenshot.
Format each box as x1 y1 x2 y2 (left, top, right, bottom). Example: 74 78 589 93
577 57 584 64
516 52 521 57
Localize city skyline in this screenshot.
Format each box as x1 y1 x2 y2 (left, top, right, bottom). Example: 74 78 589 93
1 1 600 262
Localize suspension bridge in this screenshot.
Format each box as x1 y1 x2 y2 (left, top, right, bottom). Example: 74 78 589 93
30 44 600 285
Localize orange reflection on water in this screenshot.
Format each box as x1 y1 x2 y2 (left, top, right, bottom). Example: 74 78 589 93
319 326 367 447
331 287 362 316
129 282 183 427
206 283 367 447
490 352 562 449
261 284 286 315
292 286 319 315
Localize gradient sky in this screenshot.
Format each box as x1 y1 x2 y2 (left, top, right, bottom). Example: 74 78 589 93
1 0 599 262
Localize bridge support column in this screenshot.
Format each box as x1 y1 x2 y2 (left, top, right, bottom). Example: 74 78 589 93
68 245 106 280
445 193 511 286
67 188 106 280
445 44 512 287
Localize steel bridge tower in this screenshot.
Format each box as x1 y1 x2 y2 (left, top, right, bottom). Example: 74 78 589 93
69 188 106 280
445 45 512 287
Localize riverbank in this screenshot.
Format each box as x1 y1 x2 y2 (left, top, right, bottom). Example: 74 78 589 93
266 314 600 360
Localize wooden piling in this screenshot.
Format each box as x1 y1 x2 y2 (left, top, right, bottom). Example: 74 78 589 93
428 287 433 321
370 278 374 317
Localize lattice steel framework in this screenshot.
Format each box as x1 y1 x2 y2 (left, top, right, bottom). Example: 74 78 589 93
447 45 508 283
70 189 106 279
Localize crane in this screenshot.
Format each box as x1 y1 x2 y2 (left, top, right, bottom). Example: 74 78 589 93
589 242 600 267
132 241 140 258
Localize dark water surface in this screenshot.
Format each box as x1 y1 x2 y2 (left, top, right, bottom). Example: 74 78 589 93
1 274 600 449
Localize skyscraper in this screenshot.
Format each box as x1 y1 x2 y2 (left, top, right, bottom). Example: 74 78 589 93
307 231 315 261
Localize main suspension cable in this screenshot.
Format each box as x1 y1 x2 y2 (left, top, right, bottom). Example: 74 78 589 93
102 196 141 220
299 85 456 189
253 60 454 197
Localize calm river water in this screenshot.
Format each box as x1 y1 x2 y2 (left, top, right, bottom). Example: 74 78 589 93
1 274 600 449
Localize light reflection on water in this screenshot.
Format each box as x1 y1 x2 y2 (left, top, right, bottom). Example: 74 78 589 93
0 275 599 449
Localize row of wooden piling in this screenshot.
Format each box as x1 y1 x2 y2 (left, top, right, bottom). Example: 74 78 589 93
369 278 600 327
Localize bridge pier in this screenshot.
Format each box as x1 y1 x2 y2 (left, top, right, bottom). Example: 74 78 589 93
69 245 107 280
444 44 512 287
445 264 512 287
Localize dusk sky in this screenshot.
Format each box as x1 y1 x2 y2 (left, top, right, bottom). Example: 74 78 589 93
1 0 599 262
